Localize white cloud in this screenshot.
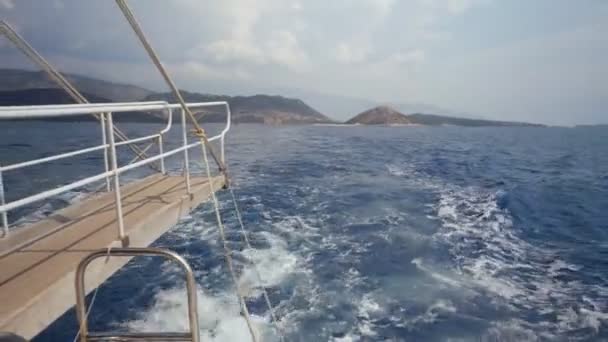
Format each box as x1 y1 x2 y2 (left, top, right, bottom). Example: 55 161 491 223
205 30 309 71
266 30 310 71
0 0 14 9
365 49 427 77
389 49 426 64
171 61 253 82
52 0 65 10
445 0 482 14
291 1 302 11
204 30 309 71
367 0 396 18
333 41 371 64
187 0 309 71
205 40 266 64
420 0 487 14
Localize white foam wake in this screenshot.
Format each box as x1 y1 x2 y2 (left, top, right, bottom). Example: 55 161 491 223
124 286 277 341
120 210 313 341
424 184 608 338
238 231 299 297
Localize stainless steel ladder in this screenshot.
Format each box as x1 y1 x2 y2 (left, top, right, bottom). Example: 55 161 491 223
75 248 200 342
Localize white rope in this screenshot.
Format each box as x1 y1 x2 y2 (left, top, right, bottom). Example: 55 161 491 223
0 21 157 170
200 144 258 342
229 188 285 341
114 0 227 174
113 3 272 340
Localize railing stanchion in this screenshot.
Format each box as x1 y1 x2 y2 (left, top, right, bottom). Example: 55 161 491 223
0 168 8 238
181 108 191 194
222 104 231 165
158 134 166 174
107 113 126 244
100 113 111 191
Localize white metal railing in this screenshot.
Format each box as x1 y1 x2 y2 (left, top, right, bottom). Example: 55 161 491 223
0 101 231 239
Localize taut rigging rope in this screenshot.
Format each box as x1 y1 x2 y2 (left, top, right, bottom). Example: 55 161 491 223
200 144 259 342
114 0 227 178
0 20 158 171
229 187 285 341
114 2 286 340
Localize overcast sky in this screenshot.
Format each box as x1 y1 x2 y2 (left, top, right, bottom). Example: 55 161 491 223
1 0 607 125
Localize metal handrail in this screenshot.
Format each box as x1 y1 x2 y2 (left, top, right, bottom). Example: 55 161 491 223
0 101 230 118
0 144 110 172
0 101 231 238
75 248 200 342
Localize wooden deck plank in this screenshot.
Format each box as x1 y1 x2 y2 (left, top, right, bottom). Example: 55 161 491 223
0 174 225 339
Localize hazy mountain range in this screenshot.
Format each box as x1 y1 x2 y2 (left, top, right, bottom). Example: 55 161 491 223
0 69 153 102
144 91 331 124
0 68 546 126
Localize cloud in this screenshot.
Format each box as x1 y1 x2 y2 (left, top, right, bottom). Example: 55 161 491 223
205 40 265 65
265 30 310 71
182 0 310 71
364 0 396 18
204 29 309 71
362 49 427 78
0 0 14 10
387 49 426 65
420 0 488 14
52 0 65 10
171 61 253 82
332 41 371 64
1 0 605 124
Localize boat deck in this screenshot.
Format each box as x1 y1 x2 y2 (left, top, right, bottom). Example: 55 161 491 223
0 174 224 339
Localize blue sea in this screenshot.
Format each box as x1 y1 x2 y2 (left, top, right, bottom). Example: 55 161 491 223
1 122 607 341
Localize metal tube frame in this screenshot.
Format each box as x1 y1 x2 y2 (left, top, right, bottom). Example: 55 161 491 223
181 108 191 193
0 101 230 237
100 113 111 192
106 113 126 242
75 248 200 342
0 168 8 237
158 134 166 174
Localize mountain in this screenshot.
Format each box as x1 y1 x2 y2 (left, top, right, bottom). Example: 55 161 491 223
0 68 154 102
346 106 412 125
1 69 331 124
345 106 544 127
0 88 161 121
0 88 109 106
144 91 333 124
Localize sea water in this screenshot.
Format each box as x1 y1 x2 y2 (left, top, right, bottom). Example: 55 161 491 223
1 121 606 341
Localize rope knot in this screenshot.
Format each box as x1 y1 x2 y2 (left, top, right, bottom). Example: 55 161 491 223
193 128 206 138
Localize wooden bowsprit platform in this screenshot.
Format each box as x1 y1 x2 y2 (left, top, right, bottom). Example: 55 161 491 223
0 100 232 340
0 174 224 339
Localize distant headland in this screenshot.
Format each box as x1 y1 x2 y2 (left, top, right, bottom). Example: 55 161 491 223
344 106 544 127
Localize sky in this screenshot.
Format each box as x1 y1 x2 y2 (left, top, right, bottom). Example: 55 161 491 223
1 0 607 125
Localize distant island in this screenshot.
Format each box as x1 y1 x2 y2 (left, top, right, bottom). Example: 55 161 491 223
1 68 545 127
346 106 412 125
346 106 544 127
